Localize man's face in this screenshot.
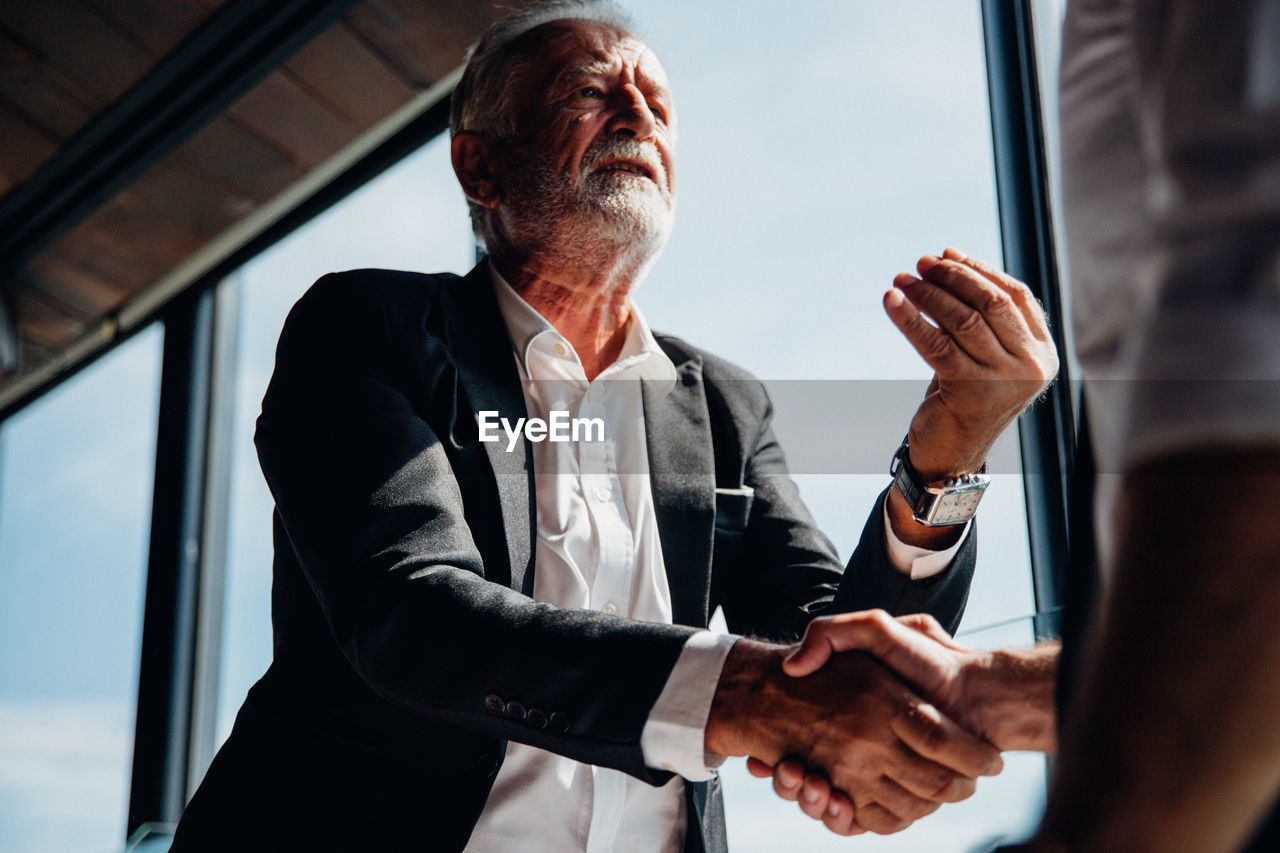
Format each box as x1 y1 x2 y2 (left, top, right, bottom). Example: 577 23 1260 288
496 20 677 254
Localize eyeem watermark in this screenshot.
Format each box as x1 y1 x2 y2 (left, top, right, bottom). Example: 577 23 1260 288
478 410 605 452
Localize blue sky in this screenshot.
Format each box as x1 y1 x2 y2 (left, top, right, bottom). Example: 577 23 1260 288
0 2 1057 850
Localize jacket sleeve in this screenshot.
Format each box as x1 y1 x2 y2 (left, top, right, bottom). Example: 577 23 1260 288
255 271 692 782
833 490 976 635
708 372 977 639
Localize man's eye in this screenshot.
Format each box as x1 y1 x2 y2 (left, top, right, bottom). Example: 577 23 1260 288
648 103 667 121
577 87 604 99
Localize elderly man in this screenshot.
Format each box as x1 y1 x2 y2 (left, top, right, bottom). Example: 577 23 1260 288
172 1 1056 850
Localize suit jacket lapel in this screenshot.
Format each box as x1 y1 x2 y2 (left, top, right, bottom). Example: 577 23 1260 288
449 263 537 596
644 352 716 628
446 268 718 616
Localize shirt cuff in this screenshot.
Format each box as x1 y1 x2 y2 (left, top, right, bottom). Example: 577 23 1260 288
882 495 971 580
640 630 738 781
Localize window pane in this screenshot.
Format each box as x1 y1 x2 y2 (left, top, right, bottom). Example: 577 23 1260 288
216 133 474 745
1031 0 1081 386
0 325 163 853
636 0 1036 628
633 0 1044 848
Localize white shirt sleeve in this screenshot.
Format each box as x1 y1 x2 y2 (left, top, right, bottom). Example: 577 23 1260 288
640 496 969 779
640 631 737 780
882 494 971 580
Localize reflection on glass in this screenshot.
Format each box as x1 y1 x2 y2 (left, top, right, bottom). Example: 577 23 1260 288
0 326 163 853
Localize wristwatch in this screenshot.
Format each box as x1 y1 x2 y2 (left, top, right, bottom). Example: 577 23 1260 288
890 437 989 526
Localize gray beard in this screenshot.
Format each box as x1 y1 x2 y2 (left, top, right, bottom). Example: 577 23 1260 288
500 137 675 271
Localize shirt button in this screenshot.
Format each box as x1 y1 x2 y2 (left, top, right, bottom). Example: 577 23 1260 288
601 602 618 616
554 342 568 357
594 487 611 502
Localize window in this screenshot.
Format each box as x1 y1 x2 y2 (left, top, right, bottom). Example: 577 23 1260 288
209 1 1048 846
0 326 162 853
0 3 1072 852
634 0 1045 848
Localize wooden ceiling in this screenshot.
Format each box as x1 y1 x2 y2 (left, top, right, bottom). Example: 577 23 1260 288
0 0 528 412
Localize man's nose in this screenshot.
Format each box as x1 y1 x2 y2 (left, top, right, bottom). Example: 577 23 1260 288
606 84 657 140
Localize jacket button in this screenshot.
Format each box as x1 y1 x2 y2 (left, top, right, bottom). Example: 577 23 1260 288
484 694 504 713
505 701 527 720
547 711 569 733
526 708 547 729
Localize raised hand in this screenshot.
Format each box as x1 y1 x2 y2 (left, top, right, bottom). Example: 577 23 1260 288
886 248 1058 482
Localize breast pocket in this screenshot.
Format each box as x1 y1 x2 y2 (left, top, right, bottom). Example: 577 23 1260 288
714 485 754 531
712 485 754 583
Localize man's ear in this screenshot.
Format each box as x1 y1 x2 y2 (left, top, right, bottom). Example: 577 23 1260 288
451 131 501 209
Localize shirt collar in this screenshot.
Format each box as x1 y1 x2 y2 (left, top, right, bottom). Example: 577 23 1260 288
488 261 677 393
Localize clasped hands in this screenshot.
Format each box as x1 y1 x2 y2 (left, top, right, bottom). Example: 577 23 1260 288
706 611 1053 837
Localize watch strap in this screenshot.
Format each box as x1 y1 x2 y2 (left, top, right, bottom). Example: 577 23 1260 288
889 437 989 526
890 440 928 509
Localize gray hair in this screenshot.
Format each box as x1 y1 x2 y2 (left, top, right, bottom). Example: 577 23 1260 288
451 0 637 238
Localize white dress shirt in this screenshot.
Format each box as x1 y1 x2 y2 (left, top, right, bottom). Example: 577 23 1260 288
1060 0 1280 555
466 265 966 852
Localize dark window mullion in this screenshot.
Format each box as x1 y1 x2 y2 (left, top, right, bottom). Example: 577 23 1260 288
980 0 1077 637
186 273 242 796
128 288 216 841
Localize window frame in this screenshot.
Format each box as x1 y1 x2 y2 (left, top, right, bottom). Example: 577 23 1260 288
0 6 1082 845
979 0 1078 639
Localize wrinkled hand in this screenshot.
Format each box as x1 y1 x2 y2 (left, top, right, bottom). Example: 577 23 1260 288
745 611 977 834
786 610 983 740
887 248 1058 481
706 639 1003 836
745 753 865 835
751 610 1058 833
787 609 1056 752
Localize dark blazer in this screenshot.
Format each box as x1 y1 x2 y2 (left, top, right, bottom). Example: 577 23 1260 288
172 264 977 852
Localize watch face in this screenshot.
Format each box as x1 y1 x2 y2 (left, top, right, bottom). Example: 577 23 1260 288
932 490 984 525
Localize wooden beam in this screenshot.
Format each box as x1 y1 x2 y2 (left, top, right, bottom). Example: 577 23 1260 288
0 0 362 276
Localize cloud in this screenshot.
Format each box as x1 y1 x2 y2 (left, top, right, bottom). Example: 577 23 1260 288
0 699 133 853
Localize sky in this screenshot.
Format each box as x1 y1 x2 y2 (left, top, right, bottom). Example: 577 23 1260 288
0 1 1061 850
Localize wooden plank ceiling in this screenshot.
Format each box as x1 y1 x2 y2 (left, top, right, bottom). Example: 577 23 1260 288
0 0 524 404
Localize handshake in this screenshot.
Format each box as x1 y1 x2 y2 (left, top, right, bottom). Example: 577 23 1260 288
704 610 1059 837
